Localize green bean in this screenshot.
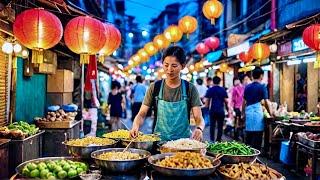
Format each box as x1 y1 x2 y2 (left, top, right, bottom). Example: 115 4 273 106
207 141 254 155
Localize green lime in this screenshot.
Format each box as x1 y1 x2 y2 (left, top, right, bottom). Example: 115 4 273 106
54 166 63 174
46 172 53 178
63 163 70 171
40 169 49 179
47 175 57 180
30 169 40 178
79 163 88 171
22 167 30 177
57 170 67 179
67 169 77 178
76 167 84 174
27 163 37 171
38 162 47 168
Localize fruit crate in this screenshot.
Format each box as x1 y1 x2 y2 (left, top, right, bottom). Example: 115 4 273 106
297 133 320 149
9 131 44 176
0 139 10 179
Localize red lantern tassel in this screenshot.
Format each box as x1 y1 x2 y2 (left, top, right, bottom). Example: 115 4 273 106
31 49 44 64
80 54 90 64
98 55 105 64
211 18 215 25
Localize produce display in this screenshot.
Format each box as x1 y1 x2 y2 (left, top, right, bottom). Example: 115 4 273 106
21 159 88 179
35 109 77 122
103 129 142 139
305 122 320 126
300 132 320 141
97 151 145 160
162 138 206 150
219 163 283 180
0 121 39 139
65 137 115 147
156 152 213 169
207 141 254 155
310 116 320 121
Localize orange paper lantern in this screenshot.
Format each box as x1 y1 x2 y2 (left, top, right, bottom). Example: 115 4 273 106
239 51 253 63
249 43 270 61
98 23 121 63
144 42 158 56
153 34 170 49
219 62 229 73
202 0 224 25
164 25 183 43
178 16 198 39
64 16 106 64
13 8 63 64
138 49 149 62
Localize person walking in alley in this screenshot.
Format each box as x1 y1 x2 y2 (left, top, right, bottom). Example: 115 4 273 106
108 81 125 131
231 77 244 141
243 67 272 150
205 76 229 142
131 75 147 121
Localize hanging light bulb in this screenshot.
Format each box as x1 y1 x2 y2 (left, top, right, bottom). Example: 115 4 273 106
13 43 22 53
2 42 13 54
22 49 29 59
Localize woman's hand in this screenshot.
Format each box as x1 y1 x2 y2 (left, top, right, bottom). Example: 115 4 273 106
130 125 139 138
191 128 203 141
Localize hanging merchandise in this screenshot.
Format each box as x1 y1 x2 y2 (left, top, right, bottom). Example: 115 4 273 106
164 25 183 43
302 24 320 68
98 23 121 63
13 8 63 64
153 34 170 50
204 37 220 50
144 42 158 56
219 62 229 73
249 43 270 62
64 16 106 64
137 49 149 62
178 16 198 39
202 0 224 25
239 51 253 63
206 50 223 62
196 42 210 57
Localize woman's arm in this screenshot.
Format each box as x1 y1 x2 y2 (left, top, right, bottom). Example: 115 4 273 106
191 106 205 141
130 104 150 138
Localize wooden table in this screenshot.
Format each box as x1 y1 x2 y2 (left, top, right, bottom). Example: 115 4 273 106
296 142 320 180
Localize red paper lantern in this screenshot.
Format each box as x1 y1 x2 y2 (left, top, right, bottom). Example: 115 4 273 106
303 24 320 63
98 23 121 63
249 43 270 61
239 51 253 63
204 37 220 50
64 16 106 64
196 42 210 56
13 8 63 64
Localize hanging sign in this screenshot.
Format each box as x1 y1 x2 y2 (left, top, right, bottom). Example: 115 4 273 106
292 37 308 52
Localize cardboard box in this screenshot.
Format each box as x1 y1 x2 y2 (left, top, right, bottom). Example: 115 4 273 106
35 63 56 75
47 92 72 106
47 69 74 92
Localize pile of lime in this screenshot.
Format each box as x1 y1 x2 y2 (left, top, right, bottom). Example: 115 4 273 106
21 159 88 179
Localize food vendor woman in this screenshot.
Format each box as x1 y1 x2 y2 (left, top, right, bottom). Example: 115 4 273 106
130 46 205 141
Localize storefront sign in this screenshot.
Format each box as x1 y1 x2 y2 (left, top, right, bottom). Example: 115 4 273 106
292 37 308 52
227 41 250 57
278 41 292 56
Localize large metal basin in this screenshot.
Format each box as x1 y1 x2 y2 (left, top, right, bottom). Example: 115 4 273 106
91 148 151 172
148 153 221 176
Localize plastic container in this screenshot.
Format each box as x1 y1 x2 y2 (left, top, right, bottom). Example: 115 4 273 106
279 140 293 165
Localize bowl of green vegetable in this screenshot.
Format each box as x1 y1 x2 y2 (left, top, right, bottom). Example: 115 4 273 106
206 141 260 164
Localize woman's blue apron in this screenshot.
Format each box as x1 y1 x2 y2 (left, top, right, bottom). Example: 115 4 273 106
154 80 191 141
245 102 264 131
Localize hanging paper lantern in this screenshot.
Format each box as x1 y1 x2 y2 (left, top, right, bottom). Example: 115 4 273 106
239 51 253 63
64 16 106 64
249 43 270 61
164 25 183 43
138 49 149 62
144 42 158 56
98 23 121 63
219 62 229 73
269 44 278 53
196 42 210 56
178 16 198 39
303 24 320 66
153 34 170 49
132 54 141 64
13 8 63 64
204 37 220 50
202 0 224 25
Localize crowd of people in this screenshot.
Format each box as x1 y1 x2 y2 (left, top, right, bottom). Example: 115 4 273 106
102 46 272 151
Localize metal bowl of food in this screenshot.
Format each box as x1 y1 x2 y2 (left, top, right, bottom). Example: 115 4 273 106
158 138 207 154
16 157 87 179
63 137 117 159
121 134 160 151
207 148 260 164
91 148 151 172
148 153 221 176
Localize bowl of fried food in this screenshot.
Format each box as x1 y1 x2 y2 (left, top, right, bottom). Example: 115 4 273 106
91 148 151 172
102 129 142 140
148 152 221 176
159 138 207 154
63 137 117 159
121 134 160 151
218 163 285 180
